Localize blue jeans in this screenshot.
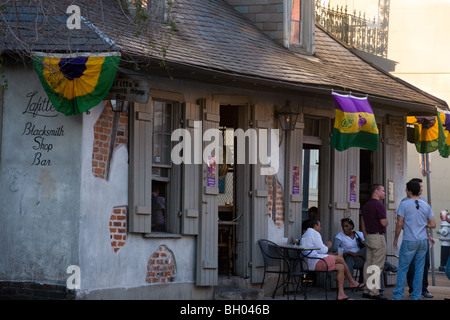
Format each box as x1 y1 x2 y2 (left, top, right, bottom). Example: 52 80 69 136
407 239 430 293
393 239 428 300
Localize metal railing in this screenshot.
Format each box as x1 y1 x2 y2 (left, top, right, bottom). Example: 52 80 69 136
315 0 389 58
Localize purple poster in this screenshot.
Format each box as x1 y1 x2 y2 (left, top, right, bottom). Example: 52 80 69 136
292 166 299 195
349 175 356 202
207 155 216 188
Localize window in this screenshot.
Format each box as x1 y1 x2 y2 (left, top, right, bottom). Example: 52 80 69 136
151 100 173 232
285 0 315 55
290 0 302 45
128 96 182 235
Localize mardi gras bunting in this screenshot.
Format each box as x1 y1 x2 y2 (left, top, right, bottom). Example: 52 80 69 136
33 52 121 116
330 92 379 151
438 111 450 158
407 113 448 156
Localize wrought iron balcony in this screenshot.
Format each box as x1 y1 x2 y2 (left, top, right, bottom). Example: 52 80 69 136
315 0 389 58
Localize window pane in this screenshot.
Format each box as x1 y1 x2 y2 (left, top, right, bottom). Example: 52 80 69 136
291 0 300 21
153 133 172 165
153 101 172 165
291 22 300 44
290 0 301 44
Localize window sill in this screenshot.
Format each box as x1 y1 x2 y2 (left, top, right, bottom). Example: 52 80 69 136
143 232 182 239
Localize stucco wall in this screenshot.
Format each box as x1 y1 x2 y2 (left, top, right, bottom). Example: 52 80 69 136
77 83 198 296
0 65 81 283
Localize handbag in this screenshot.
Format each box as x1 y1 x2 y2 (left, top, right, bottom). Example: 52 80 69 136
354 231 365 249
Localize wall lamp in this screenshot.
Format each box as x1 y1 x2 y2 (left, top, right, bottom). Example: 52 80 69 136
276 100 299 131
110 100 130 113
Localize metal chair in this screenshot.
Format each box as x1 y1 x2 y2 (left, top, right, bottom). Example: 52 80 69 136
258 239 306 299
299 255 337 300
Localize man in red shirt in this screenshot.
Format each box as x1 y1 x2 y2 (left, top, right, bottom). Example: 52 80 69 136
361 184 388 300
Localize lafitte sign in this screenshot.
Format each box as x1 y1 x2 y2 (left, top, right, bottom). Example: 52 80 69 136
106 74 150 104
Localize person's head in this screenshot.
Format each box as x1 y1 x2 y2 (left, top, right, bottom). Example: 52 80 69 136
406 180 421 196
409 178 423 196
307 206 319 219
340 218 355 235
305 218 320 231
371 184 385 201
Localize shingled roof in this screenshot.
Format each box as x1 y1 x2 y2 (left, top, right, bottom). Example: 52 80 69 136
0 0 118 53
98 0 449 113
1 0 447 113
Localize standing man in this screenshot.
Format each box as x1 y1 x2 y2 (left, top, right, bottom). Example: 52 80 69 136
361 184 388 300
393 180 436 300
402 178 434 298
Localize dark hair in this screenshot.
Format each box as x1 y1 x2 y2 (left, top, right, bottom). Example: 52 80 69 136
304 218 319 230
370 184 383 195
341 218 354 229
406 180 420 196
410 178 423 183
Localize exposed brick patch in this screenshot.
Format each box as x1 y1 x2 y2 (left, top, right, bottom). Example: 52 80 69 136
92 102 128 180
0 281 76 300
267 175 284 228
109 206 127 253
146 245 176 284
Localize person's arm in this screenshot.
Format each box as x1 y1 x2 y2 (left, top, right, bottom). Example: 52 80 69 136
312 231 329 254
427 216 436 229
378 202 388 228
332 237 342 253
394 215 404 250
361 216 367 238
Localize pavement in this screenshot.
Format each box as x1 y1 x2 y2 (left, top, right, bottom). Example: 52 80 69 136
267 270 450 301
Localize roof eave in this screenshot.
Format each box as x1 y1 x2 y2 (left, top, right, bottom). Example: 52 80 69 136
135 57 442 116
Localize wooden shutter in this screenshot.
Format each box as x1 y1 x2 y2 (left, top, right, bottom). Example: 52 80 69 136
284 120 303 239
128 102 153 233
330 147 360 238
251 104 270 284
196 98 220 286
234 104 252 278
181 102 201 235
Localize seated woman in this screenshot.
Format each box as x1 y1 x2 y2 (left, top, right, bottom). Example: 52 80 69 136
301 218 364 300
332 218 366 282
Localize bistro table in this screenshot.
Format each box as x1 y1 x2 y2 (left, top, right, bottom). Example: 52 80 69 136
277 244 320 299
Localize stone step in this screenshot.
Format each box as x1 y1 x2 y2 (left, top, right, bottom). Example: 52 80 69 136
214 276 264 300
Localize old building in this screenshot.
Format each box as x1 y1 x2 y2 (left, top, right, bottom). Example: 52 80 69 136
0 0 447 299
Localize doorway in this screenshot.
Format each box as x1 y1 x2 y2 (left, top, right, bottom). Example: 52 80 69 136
359 149 373 228
302 146 320 220
359 149 373 206
218 105 239 276
302 116 324 222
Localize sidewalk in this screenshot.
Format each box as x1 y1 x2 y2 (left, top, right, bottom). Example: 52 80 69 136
269 270 449 300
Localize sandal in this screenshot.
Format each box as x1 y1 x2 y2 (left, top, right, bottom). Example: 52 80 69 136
350 283 364 291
